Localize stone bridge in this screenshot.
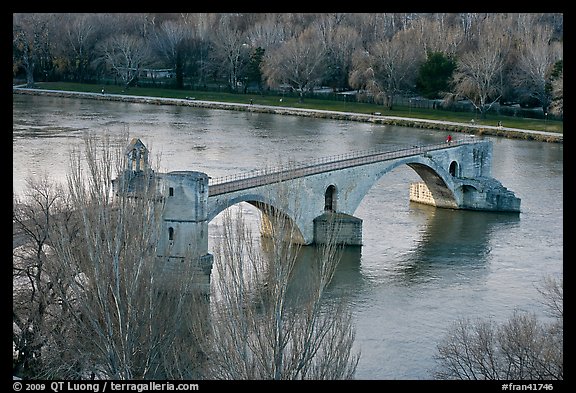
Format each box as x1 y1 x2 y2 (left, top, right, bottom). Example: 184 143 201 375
207 137 520 241
14 136 521 292
113 136 520 291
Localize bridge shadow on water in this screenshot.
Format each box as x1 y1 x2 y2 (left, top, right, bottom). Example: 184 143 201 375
209 200 521 306
286 243 364 300
286 204 521 297
395 203 521 283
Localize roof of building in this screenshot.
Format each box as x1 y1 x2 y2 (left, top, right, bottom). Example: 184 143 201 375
125 138 147 154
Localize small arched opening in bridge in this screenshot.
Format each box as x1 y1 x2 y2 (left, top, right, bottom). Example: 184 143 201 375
324 185 337 212
449 161 458 177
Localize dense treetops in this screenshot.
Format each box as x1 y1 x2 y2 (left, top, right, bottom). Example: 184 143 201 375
13 13 563 117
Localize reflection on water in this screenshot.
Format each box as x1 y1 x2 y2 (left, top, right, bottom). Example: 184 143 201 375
288 243 364 299
400 204 521 281
290 203 522 297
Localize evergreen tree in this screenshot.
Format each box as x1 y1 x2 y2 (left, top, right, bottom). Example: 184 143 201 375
416 52 456 99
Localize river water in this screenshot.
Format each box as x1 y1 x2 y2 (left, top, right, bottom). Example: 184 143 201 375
12 94 563 380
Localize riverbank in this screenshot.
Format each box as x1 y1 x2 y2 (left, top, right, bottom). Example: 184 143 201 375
13 86 563 143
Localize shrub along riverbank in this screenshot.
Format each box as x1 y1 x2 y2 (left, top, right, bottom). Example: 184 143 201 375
13 82 563 143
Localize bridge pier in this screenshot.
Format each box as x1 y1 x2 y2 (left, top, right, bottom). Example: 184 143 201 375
409 178 521 213
407 139 521 213
258 209 363 246
457 177 521 212
313 212 363 246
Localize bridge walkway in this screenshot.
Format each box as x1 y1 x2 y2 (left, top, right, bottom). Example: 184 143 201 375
208 136 475 196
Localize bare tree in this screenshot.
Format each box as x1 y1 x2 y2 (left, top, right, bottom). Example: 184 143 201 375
349 27 423 109
450 16 511 118
411 15 466 58
57 13 99 83
97 33 150 89
13 176 71 378
536 275 563 322
152 18 194 89
262 26 327 102
351 13 402 44
511 23 563 113
13 132 208 379
314 14 362 91
245 14 292 51
433 275 563 380
173 13 215 87
199 185 360 379
209 14 250 91
50 132 209 379
12 13 54 86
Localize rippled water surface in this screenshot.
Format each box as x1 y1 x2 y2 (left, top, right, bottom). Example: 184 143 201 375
13 94 563 379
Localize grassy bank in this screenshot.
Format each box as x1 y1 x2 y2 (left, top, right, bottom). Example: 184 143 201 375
24 81 563 135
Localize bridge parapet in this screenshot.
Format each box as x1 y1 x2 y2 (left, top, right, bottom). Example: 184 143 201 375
208 136 477 196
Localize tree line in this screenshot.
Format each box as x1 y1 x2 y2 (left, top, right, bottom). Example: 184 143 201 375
13 13 563 118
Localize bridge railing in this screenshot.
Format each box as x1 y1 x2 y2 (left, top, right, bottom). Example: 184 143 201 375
208 136 477 195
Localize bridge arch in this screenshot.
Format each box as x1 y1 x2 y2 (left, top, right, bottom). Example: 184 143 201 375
340 155 461 216
208 192 306 244
406 162 459 209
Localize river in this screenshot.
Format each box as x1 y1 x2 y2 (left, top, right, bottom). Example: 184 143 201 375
12 94 563 380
